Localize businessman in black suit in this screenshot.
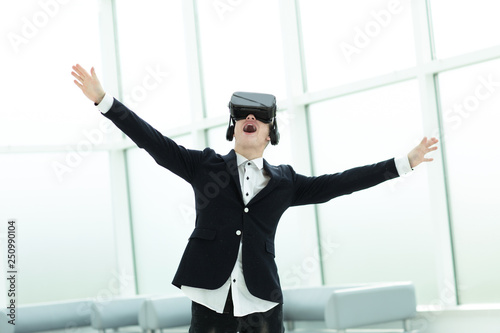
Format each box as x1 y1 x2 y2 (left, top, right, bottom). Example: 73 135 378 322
72 64 438 333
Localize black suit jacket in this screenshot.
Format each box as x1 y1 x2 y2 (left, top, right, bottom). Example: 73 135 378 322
102 98 400 303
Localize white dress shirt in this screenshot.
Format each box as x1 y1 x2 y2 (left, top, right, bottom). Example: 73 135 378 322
96 93 414 316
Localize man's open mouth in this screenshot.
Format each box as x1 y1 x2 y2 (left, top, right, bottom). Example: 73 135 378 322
243 123 257 133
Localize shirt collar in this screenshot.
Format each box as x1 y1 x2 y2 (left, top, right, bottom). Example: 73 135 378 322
236 152 264 170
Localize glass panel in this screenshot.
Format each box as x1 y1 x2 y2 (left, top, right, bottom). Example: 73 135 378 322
437 59 500 304
0 152 115 304
299 0 416 92
196 0 287 118
430 0 500 59
309 80 439 304
0 0 103 146
126 135 196 295
206 125 234 156
115 0 191 131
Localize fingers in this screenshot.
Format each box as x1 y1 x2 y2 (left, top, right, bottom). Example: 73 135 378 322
421 136 439 148
410 137 439 167
72 64 90 79
423 145 438 156
71 71 82 83
71 66 84 84
428 137 439 146
80 65 91 78
72 64 84 78
72 64 98 88
73 80 83 89
76 64 89 77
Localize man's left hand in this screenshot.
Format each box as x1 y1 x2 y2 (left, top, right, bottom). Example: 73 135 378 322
408 137 439 169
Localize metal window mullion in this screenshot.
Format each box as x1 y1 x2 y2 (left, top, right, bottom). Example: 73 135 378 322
279 0 325 285
411 0 458 306
97 0 137 296
182 0 207 149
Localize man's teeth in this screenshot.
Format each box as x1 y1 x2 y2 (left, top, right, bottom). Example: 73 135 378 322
243 124 257 133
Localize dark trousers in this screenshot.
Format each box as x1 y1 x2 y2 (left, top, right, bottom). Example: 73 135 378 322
188 288 285 333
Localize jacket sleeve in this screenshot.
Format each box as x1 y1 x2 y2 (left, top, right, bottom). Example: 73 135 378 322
102 98 203 183
290 158 399 206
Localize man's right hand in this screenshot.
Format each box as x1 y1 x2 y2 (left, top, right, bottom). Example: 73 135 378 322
72 64 106 105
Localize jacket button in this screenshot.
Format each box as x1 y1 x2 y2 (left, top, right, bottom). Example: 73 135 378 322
244 207 249 213
236 230 242 236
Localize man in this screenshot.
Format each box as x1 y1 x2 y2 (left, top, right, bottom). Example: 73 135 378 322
72 64 438 333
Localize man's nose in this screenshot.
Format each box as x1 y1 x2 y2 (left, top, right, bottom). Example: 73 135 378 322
246 114 256 120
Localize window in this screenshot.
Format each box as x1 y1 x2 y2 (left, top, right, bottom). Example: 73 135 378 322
430 0 500 59
126 135 195 294
308 80 439 303
0 0 103 146
299 0 416 92
4 0 500 310
115 0 191 131
0 152 115 304
196 0 287 118
437 59 500 304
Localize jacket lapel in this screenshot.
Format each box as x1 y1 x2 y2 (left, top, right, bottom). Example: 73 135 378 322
247 158 282 205
222 150 242 198
222 150 283 205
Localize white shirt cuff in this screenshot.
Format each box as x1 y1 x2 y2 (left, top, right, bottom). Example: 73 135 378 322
96 93 113 114
394 155 413 176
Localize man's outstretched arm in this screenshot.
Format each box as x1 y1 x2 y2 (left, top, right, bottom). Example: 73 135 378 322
290 137 439 206
71 64 203 183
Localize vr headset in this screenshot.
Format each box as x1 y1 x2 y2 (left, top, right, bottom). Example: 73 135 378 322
226 92 280 145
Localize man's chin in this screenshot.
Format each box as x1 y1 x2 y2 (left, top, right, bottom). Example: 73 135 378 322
235 136 265 147
238 132 257 140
